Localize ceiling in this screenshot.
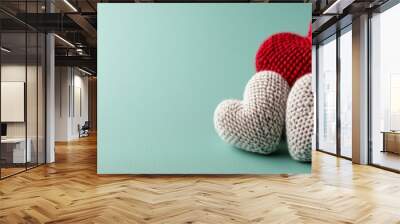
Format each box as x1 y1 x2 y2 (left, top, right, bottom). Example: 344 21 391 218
0 0 393 74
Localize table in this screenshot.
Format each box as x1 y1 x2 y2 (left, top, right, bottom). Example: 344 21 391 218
1 138 32 164
381 131 400 155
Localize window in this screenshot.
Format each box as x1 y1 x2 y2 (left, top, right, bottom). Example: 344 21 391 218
339 27 352 158
371 3 400 171
317 36 337 154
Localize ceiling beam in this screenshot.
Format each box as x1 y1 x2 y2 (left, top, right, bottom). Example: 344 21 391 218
67 14 97 38
323 0 355 14
55 55 96 69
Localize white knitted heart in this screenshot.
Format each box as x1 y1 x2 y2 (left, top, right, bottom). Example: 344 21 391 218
214 71 290 154
286 74 313 162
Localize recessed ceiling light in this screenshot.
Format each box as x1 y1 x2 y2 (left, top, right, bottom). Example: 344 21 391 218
63 0 78 12
54 34 75 48
323 0 354 15
78 67 93 76
1 47 11 53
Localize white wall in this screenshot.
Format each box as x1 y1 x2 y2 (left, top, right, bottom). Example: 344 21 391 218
71 73 89 138
55 67 89 141
1 64 29 141
1 65 42 137
55 67 70 141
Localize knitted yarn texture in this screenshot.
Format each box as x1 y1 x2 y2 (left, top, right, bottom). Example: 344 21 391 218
286 74 314 162
255 32 311 87
214 71 289 154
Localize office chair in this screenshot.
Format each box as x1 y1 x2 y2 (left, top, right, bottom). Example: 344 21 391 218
79 121 90 138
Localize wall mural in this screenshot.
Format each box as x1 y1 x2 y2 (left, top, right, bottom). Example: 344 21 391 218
98 3 312 174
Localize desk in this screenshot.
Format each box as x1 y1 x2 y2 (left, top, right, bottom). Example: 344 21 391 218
1 138 31 163
381 131 400 155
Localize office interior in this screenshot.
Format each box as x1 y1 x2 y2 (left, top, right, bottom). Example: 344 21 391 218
0 5 46 178
0 0 97 179
314 0 400 172
0 0 400 222
0 0 398 177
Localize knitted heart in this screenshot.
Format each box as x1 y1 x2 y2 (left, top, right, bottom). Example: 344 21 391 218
214 70 289 154
255 27 311 86
286 74 313 162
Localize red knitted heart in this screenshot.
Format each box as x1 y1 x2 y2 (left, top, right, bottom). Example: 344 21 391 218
255 27 311 87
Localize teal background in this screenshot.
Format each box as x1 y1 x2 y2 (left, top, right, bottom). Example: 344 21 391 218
98 4 311 174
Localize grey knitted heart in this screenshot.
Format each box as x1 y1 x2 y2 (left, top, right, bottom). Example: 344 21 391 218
214 71 290 154
286 74 314 162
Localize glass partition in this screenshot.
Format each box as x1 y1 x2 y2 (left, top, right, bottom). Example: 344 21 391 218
0 2 46 179
317 35 337 154
339 27 352 158
38 32 45 165
0 31 28 177
27 31 38 169
371 4 400 171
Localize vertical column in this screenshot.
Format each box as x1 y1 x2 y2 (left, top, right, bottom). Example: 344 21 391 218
55 67 73 141
312 45 317 150
336 30 341 157
352 14 369 164
46 34 55 163
46 1 55 163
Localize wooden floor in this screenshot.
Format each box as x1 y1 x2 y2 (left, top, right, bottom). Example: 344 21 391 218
0 167 26 178
372 150 400 171
1 134 400 224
